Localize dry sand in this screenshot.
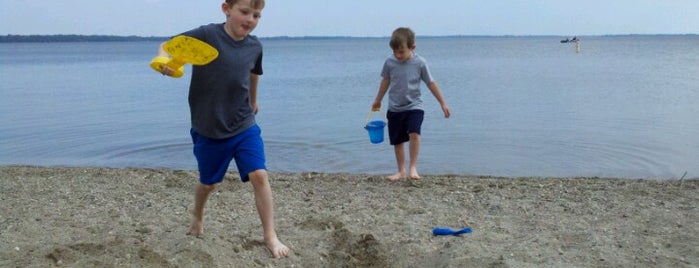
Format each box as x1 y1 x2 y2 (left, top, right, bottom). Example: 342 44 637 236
0 166 697 267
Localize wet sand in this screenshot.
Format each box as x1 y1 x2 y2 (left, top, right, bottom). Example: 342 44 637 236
1 166 697 267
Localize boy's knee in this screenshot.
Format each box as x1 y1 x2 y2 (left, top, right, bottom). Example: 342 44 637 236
199 183 217 192
248 169 269 186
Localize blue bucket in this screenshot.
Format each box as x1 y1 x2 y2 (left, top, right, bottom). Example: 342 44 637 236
365 120 386 144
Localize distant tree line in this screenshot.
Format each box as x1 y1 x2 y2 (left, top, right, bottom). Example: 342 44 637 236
0 34 168 43
2 33 695 43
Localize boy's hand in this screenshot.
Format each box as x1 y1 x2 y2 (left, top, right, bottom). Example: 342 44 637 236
371 101 381 111
251 103 259 114
442 105 451 118
159 65 175 77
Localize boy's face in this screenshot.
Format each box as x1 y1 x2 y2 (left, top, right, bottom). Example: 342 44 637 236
392 44 415 62
222 0 262 41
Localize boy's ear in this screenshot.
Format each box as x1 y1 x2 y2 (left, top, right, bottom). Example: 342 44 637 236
221 3 230 16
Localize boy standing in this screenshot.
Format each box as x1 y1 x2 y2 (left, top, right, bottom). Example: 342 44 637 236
371 27 451 181
155 0 290 258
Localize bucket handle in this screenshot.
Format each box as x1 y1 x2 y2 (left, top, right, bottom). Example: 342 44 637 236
364 110 380 127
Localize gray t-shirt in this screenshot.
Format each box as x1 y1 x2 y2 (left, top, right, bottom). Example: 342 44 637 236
381 53 434 112
180 23 263 139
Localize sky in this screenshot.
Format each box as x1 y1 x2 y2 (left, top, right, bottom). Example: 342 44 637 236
1 0 698 37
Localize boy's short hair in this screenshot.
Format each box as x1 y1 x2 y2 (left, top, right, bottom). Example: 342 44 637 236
390 27 415 49
226 0 265 9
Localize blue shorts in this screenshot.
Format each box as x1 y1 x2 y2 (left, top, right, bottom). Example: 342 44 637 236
387 110 424 145
190 125 266 184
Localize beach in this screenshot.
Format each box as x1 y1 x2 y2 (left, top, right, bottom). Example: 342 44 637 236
0 166 696 267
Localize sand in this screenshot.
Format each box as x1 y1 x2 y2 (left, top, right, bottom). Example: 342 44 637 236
0 166 697 267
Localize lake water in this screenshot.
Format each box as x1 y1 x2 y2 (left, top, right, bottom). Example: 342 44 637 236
1 36 698 179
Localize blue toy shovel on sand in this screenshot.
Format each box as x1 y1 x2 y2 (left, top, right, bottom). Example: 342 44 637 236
364 110 386 144
433 227 473 236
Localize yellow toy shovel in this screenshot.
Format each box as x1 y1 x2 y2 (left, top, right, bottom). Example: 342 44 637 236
150 35 219 78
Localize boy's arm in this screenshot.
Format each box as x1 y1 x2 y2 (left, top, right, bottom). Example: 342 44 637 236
427 81 451 118
250 73 259 114
372 78 390 111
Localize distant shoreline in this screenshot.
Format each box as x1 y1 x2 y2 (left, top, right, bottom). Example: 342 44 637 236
1 34 697 43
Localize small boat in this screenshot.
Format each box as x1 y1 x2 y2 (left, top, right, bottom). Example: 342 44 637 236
560 37 579 43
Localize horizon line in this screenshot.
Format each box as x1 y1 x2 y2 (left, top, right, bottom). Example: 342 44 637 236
1 33 698 39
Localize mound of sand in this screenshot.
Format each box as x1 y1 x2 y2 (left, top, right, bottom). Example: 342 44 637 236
1 166 696 267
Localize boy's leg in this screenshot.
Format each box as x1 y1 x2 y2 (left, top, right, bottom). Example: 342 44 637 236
188 129 233 237
388 143 406 181
387 111 409 181
405 110 424 179
248 169 290 258
408 133 421 179
231 125 289 258
188 182 216 236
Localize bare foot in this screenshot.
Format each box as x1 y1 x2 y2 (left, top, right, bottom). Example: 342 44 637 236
409 168 420 180
187 219 204 237
387 172 405 182
187 210 204 237
266 237 290 258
